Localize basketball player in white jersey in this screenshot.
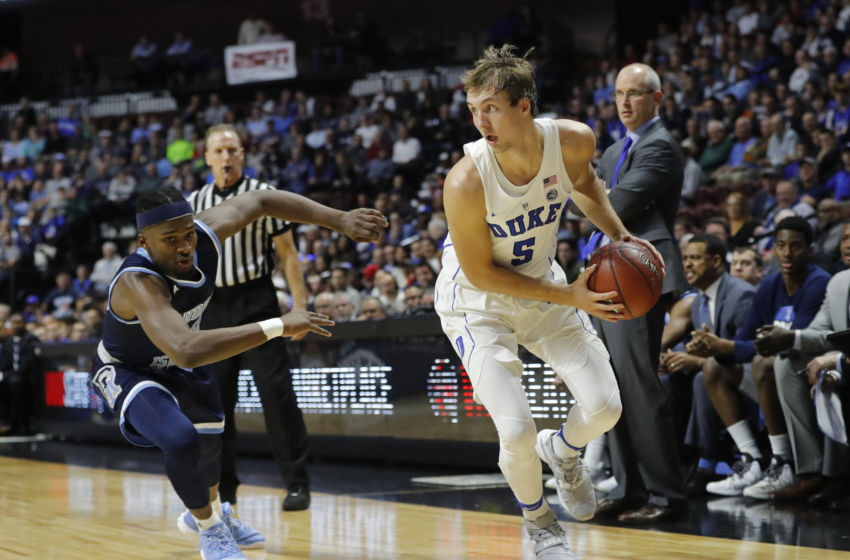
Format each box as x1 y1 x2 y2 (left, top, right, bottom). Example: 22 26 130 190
435 45 663 559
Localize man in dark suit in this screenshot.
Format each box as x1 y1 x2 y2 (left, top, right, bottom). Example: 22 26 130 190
660 235 757 495
590 63 689 523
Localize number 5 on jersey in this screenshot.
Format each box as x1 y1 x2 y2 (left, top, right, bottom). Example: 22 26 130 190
512 238 536 266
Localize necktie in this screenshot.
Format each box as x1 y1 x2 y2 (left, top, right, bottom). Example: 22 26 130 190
699 294 713 332
12 338 20 371
581 137 634 259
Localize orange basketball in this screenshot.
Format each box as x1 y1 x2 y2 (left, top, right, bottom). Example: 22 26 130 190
586 240 665 319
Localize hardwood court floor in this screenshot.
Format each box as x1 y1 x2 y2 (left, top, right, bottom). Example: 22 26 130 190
2 447 850 560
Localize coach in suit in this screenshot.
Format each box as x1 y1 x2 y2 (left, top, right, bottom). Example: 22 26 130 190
663 235 757 492
761 222 850 504
589 63 689 523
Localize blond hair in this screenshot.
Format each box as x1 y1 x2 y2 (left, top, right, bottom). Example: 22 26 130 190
461 44 538 116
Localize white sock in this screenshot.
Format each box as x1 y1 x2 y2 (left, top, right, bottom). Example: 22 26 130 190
583 434 607 469
552 426 581 460
769 433 793 462
727 420 762 459
211 494 223 517
193 511 221 531
522 501 552 524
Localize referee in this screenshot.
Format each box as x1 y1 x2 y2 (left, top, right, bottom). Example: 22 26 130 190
189 124 311 511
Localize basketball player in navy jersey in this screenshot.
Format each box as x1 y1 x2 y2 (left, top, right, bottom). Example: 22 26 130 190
91 186 385 560
435 45 661 559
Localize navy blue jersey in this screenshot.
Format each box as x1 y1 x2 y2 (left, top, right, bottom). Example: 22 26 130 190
99 220 222 371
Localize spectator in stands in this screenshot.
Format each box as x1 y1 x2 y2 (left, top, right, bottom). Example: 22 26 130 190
796 157 830 203
556 238 582 284
0 46 19 100
130 36 158 88
66 43 98 95
372 269 405 316
204 93 229 127
281 146 310 195
136 162 162 194
816 128 841 180
724 192 760 248
713 116 757 184
312 291 334 317
365 147 395 188
730 246 764 287
391 125 422 178
829 143 850 201
751 166 780 221
107 168 136 204
700 120 734 183
238 13 268 45
2 130 24 165
164 32 194 85
0 313 40 435
332 292 357 321
256 22 285 43
767 114 799 167
167 128 194 165
21 127 45 162
358 296 386 320
72 264 94 302
811 198 845 272
90 241 122 296
328 265 361 312
43 271 76 321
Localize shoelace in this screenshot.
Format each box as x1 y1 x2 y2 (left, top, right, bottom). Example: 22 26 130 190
729 457 751 480
532 522 566 541
762 460 783 481
199 525 238 553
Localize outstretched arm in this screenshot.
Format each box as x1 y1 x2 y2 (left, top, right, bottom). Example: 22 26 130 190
112 272 333 370
198 189 387 244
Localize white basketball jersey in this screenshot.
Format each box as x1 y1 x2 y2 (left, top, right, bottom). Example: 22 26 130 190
441 118 574 285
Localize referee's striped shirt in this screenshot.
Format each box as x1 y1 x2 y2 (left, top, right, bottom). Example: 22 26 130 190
187 177 291 288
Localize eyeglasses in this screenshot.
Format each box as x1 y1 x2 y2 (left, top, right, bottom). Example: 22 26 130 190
611 89 656 102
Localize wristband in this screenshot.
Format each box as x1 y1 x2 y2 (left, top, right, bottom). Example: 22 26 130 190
258 318 284 340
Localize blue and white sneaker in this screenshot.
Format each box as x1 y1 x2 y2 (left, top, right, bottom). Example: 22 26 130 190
197 520 246 560
178 502 265 550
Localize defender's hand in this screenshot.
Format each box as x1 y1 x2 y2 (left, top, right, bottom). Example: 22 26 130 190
282 309 335 338
340 209 388 242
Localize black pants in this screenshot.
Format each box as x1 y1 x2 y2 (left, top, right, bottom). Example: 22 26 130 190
203 278 309 503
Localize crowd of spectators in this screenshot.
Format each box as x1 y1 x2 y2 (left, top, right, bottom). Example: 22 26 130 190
1 0 850 510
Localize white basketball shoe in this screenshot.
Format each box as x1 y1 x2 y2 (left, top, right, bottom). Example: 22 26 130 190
535 429 596 521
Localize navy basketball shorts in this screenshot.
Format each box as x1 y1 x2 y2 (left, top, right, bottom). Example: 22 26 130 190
91 352 225 447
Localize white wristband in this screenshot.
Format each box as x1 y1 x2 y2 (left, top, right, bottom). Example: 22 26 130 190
258 318 284 340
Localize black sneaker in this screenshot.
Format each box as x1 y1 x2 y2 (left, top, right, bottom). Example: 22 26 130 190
282 483 311 511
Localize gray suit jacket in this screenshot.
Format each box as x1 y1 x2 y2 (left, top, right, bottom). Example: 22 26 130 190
799 269 850 355
691 273 755 362
598 119 687 294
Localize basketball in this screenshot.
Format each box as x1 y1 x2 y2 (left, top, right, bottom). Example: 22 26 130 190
586 240 665 319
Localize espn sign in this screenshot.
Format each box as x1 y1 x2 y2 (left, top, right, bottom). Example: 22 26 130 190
224 41 297 85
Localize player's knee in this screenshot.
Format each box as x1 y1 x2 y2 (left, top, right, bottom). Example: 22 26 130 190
592 392 622 432
702 358 721 387
163 427 201 465
199 434 221 466
494 418 537 456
